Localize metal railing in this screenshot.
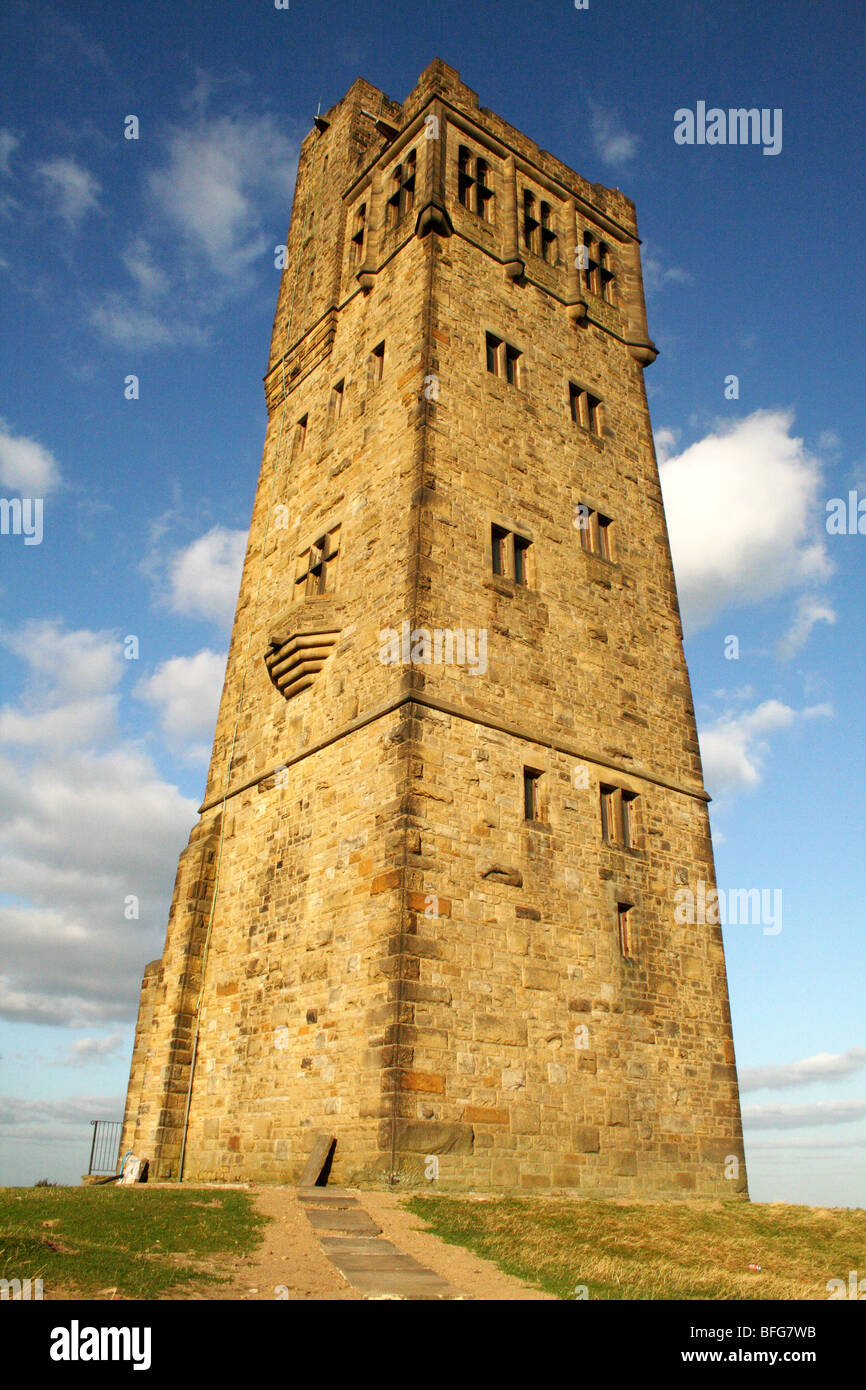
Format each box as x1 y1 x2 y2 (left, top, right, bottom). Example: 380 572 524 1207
87 1120 123 1176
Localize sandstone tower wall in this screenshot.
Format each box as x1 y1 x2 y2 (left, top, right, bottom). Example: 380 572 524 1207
121 60 747 1197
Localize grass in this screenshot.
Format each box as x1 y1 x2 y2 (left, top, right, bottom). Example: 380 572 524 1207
0 1186 267 1300
404 1195 866 1300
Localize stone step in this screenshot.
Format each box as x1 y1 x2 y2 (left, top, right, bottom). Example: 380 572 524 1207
304 1207 382 1235
297 1188 358 1207
305 1202 465 1299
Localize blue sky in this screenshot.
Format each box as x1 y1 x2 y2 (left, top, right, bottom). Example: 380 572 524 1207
1 0 864 1205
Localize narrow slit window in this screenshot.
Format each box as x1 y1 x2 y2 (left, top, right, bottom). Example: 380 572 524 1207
387 150 416 226
370 341 385 384
569 383 604 435
402 150 416 216
350 203 366 265
600 785 638 848
523 767 542 821
486 333 521 384
598 513 614 561
621 791 637 850
330 379 344 422
599 242 615 303
476 159 492 220
540 201 557 263
491 523 508 576
577 504 615 561
458 145 473 209
618 902 634 959
491 524 531 586
513 534 530 586
600 784 618 843
295 414 308 453
523 190 538 254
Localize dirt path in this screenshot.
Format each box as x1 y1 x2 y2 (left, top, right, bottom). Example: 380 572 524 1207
209 1187 553 1301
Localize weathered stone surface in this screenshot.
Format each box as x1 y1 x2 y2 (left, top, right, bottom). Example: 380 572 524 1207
393 1120 475 1155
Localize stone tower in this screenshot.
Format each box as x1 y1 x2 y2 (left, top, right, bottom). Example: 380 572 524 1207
121 60 747 1197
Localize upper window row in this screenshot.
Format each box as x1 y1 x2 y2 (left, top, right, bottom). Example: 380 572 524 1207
363 144 615 300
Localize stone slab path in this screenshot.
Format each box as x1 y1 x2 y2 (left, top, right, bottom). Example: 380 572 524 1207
298 1187 463 1299
197 1186 554 1301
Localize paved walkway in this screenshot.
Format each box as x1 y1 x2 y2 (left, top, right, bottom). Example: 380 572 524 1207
298 1188 465 1300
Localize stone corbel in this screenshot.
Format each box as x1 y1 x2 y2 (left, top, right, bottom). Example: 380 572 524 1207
502 154 524 282
628 340 659 366
621 236 659 366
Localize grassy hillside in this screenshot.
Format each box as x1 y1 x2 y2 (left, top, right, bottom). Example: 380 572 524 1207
405 1194 866 1300
0 1186 265 1299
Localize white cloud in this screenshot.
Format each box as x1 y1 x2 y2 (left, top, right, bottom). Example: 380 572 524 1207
589 104 639 167
818 429 842 458
0 129 19 177
147 113 297 280
5 621 122 700
0 1092 126 1185
121 237 170 297
90 107 298 352
776 594 837 660
168 526 247 628
643 249 692 296
59 1034 125 1066
0 419 61 493
0 621 121 748
741 1048 866 1093
135 648 225 756
699 699 794 792
803 702 834 719
35 155 101 228
89 293 200 351
660 410 832 630
654 426 680 463
0 622 197 1026
742 1100 866 1129
699 697 831 794
0 1093 122 1138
